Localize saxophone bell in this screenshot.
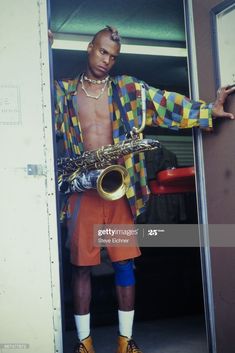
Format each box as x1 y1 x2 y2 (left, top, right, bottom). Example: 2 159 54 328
97 165 130 200
58 164 130 201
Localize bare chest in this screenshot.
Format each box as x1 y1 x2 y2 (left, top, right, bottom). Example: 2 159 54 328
77 84 113 150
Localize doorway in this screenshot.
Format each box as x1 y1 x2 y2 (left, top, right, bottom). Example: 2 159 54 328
50 1 208 352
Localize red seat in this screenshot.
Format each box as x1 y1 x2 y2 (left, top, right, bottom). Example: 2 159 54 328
149 166 195 194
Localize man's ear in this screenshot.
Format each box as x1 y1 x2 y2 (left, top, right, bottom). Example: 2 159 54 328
87 42 93 53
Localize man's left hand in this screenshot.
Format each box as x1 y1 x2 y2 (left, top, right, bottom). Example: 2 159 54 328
212 85 235 120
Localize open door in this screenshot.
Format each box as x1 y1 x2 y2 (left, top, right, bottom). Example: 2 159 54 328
184 1 235 352
0 1 63 352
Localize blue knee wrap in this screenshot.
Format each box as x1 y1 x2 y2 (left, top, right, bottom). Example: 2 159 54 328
112 260 135 286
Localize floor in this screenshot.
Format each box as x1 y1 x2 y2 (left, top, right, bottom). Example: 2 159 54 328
63 315 208 353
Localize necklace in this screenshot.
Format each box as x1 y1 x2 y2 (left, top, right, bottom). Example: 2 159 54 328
83 74 109 84
80 73 109 99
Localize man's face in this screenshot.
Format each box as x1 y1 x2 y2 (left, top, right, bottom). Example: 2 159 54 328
87 33 120 78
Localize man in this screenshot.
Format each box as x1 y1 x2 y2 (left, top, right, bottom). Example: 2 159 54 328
53 26 234 353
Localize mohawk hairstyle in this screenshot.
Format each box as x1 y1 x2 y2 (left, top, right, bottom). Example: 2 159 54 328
105 25 121 42
92 25 121 44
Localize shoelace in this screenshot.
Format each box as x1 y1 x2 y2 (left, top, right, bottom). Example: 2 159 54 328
74 342 89 353
126 339 142 353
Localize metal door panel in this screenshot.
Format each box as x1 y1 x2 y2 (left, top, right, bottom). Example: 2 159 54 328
0 1 63 352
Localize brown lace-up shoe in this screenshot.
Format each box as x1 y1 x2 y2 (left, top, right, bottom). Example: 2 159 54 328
116 335 143 353
73 335 95 353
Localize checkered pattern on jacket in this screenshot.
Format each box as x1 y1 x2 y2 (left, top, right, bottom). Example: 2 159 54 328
54 74 212 219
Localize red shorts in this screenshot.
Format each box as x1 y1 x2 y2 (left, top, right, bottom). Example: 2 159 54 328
68 190 141 266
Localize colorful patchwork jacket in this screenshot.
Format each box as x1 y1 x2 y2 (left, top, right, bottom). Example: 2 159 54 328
54 74 213 220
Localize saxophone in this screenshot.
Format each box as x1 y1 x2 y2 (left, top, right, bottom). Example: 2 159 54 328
57 84 161 200
58 136 161 200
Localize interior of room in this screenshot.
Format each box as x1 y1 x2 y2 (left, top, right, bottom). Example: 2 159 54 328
50 1 208 352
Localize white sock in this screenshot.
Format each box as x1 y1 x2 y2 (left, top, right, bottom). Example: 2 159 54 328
74 313 90 341
118 310 135 338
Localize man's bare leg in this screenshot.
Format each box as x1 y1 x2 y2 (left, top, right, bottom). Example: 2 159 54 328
116 284 135 311
114 260 136 340
72 265 91 314
114 261 142 352
72 265 92 345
